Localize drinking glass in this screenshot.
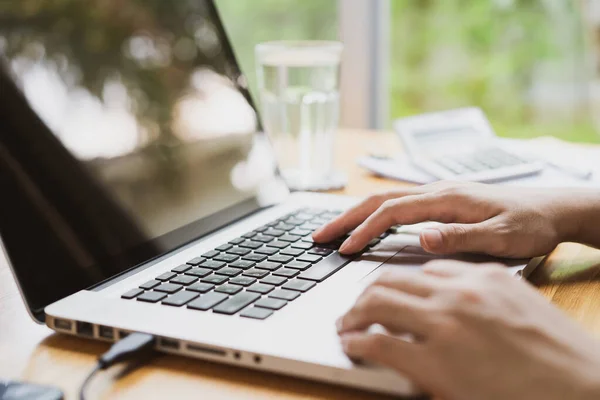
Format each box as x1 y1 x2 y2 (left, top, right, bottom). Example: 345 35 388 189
256 41 346 191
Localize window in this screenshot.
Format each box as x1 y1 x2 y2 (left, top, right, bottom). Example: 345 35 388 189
389 1 599 143
216 0 337 103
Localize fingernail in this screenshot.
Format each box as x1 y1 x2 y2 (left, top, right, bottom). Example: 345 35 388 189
339 237 354 253
422 228 443 251
336 317 343 333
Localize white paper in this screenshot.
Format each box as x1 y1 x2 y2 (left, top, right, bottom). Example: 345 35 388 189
357 137 600 188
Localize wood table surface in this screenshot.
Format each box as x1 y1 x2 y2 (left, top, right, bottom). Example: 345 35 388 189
2 129 600 399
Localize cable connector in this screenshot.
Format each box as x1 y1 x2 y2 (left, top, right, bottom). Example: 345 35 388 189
98 332 155 369
79 332 156 400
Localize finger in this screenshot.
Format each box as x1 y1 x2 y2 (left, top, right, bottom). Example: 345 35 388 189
372 269 442 297
340 332 423 378
313 181 473 243
337 286 431 336
313 189 421 243
422 260 478 277
339 193 462 254
419 221 499 255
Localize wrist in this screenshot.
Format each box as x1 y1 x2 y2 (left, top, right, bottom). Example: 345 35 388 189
553 190 600 245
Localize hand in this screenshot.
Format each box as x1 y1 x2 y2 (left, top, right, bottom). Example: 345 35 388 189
337 262 600 400
313 181 589 258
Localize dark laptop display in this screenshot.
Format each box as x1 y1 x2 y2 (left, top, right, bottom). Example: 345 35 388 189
0 0 287 321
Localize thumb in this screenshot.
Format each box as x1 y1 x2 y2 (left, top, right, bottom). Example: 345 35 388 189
420 222 495 254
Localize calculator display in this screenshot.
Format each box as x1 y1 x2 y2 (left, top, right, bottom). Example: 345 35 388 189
413 126 483 156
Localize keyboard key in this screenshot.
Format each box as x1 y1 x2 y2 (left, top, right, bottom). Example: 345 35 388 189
229 276 257 286
202 250 220 258
240 307 273 320
229 237 245 245
213 292 260 315
285 217 304 225
187 292 228 311
242 269 269 279
300 222 321 231
269 289 300 301
268 254 293 264
156 272 177 281
283 279 316 292
285 261 312 270
309 247 333 256
264 228 285 237
185 267 212 277
227 247 251 256
247 283 275 294
242 231 257 238
170 275 198 286
252 235 273 243
229 260 255 270
121 288 143 299
273 268 299 278
186 257 206 266
216 267 243 277
242 253 267 262
255 297 287 310
255 261 281 271
137 291 167 303
201 274 228 285
216 243 233 251
295 212 313 220
280 247 304 256
199 260 226 270
186 282 214 293
215 284 243 295
162 291 198 307
273 223 295 231
278 234 300 243
255 247 278 256
301 236 315 243
289 228 311 236
239 240 262 250
139 280 160 290
254 225 268 232
291 241 313 250
260 275 287 286
297 254 322 263
155 283 183 294
298 253 352 282
172 264 192 273
214 253 239 263
265 240 289 249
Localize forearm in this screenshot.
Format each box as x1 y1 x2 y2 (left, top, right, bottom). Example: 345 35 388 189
557 190 600 248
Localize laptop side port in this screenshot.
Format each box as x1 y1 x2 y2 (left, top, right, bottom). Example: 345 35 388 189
53 318 73 332
98 325 115 340
76 321 94 337
159 338 179 350
186 344 226 357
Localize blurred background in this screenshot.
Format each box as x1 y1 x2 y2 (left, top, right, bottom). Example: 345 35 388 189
217 0 600 143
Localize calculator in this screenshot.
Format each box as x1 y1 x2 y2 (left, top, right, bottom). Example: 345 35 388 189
393 107 544 182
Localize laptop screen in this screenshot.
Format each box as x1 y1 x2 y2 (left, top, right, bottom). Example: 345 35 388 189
0 0 288 320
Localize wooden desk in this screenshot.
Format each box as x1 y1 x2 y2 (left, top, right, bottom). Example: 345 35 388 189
2 129 600 399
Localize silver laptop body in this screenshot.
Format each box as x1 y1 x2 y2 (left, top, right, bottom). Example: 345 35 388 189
0 1 541 396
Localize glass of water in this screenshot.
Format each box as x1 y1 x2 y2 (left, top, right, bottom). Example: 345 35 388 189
256 41 346 191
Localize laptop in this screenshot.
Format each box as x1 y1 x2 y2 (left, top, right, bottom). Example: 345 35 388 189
0 1 542 396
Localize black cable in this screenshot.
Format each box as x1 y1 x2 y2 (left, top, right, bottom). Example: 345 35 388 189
78 332 156 400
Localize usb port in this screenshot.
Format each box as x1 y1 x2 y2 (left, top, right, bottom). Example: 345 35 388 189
159 338 179 350
76 321 94 337
98 325 115 340
53 318 72 331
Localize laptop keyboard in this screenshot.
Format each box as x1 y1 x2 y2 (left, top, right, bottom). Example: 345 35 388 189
121 208 388 320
